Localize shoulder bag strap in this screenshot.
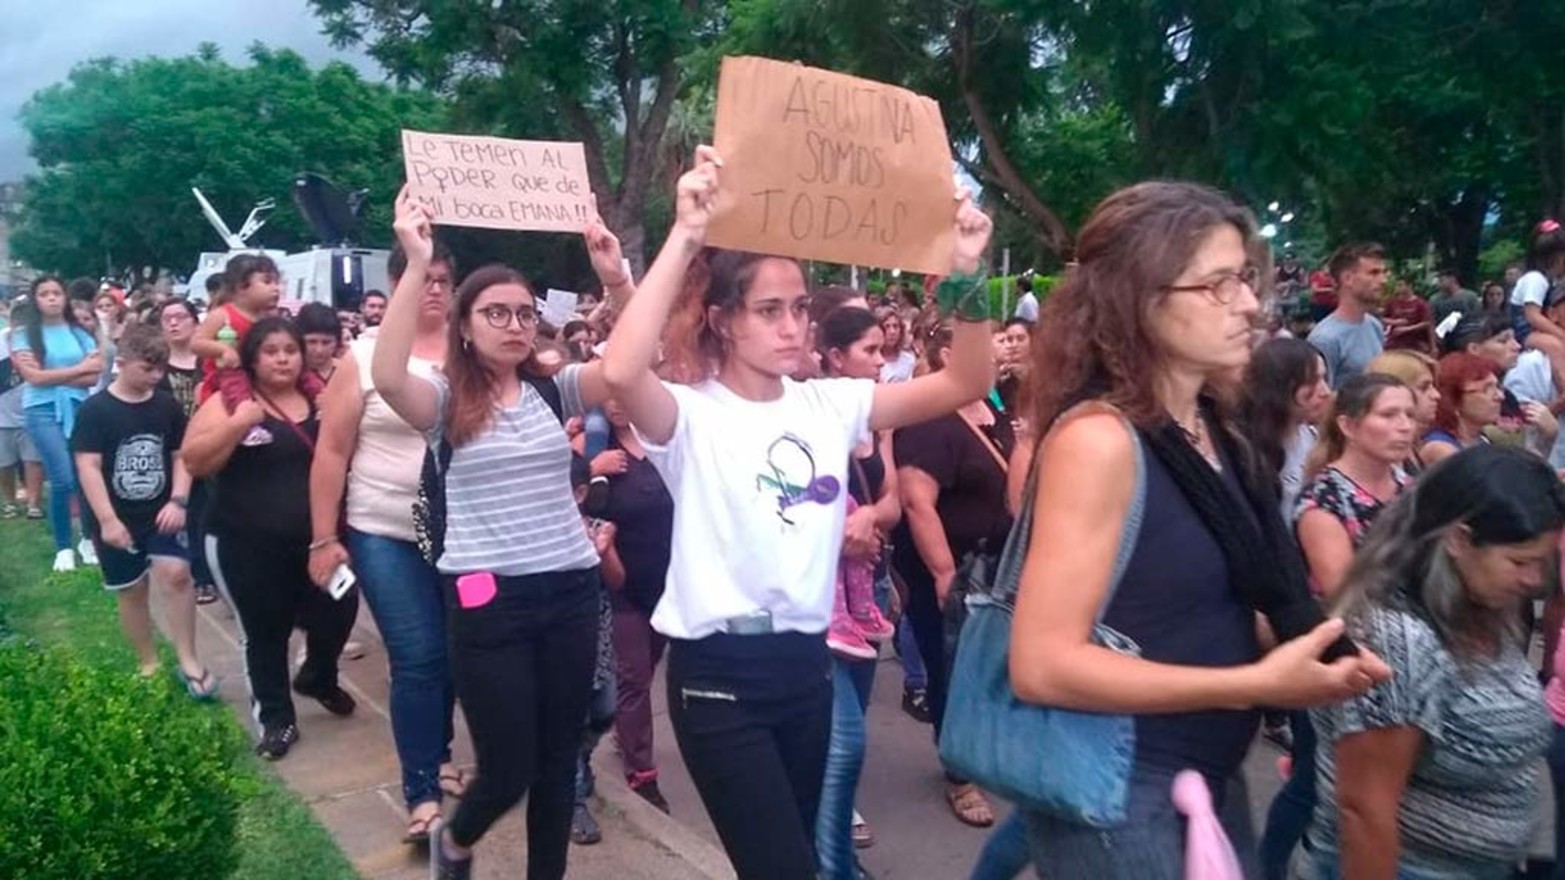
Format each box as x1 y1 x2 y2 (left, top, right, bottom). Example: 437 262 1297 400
955 406 1009 475
990 405 1147 617
252 388 316 452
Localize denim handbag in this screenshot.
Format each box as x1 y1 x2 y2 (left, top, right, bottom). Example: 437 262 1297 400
937 422 1147 827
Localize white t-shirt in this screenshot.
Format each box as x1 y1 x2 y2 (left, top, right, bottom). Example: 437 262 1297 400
880 349 917 384
1279 423 1318 524
1015 292 1040 323
1510 270 1549 310
640 376 876 640
1503 350 1565 468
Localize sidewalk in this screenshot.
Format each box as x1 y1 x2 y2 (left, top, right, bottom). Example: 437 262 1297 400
191 599 735 880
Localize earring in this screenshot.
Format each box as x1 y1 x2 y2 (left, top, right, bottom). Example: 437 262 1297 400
462 338 471 351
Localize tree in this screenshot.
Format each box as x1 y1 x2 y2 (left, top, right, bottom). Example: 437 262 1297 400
12 45 444 280
311 0 717 273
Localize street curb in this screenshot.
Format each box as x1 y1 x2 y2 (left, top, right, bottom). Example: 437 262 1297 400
593 768 736 880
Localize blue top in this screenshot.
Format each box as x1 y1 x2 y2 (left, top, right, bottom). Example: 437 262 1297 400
12 323 96 434
1100 443 1261 780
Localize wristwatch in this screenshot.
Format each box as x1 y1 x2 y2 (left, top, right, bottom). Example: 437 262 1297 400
169 495 189 509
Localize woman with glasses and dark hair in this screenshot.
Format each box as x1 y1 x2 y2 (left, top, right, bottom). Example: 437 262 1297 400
156 298 219 604
1006 182 1390 878
1312 445 1564 880
373 188 633 880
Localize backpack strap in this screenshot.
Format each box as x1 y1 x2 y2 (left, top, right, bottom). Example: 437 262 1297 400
524 373 564 424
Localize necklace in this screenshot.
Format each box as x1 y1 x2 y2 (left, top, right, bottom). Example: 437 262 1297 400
1175 413 1223 472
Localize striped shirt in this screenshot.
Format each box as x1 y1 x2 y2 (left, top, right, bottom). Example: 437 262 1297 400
1311 606 1549 878
426 365 599 576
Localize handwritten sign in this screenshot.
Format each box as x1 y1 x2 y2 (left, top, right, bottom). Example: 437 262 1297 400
706 57 956 276
401 130 593 233
541 289 580 328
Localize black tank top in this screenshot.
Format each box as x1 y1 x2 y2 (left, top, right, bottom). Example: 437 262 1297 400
1100 441 1262 779
209 405 318 543
847 436 886 505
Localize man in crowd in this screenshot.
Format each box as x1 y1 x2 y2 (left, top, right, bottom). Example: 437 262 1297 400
1428 267 1481 325
1307 242 1388 385
1381 277 1432 352
359 289 387 328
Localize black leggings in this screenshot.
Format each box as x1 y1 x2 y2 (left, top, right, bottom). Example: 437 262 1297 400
666 632 833 880
206 532 359 730
443 568 599 880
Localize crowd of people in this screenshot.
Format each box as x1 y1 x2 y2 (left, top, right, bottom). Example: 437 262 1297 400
7 145 1565 880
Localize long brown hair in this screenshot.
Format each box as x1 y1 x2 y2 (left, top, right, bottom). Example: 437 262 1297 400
1030 181 1257 429
444 264 544 448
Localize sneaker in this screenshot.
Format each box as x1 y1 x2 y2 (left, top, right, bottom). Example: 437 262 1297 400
429 825 473 880
26 506 44 520
901 686 932 724
629 777 671 814
194 583 219 605
77 538 98 566
293 677 357 716
849 603 896 643
52 549 76 572
256 723 300 760
1 503 19 519
827 617 876 660
570 803 602 845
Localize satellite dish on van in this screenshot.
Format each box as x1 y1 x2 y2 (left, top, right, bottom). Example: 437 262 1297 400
292 172 368 247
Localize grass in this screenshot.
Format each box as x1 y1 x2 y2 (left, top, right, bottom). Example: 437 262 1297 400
0 516 358 880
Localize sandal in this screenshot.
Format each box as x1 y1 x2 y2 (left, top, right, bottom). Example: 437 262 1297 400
439 767 471 798
176 666 220 701
404 804 440 844
852 811 875 848
946 783 995 828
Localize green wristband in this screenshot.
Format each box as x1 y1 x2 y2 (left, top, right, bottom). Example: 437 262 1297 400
934 271 991 322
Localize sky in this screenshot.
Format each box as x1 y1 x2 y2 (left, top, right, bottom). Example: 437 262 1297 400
0 0 381 181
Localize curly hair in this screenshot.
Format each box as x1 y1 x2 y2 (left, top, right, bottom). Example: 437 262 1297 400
1030 181 1258 430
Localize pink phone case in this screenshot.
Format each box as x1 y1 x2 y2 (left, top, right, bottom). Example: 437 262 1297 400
455 572 498 609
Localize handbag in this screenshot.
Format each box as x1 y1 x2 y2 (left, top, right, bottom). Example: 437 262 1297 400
937 412 1147 827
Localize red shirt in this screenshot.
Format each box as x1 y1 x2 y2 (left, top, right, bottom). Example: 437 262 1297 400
1382 294 1431 351
1309 270 1338 310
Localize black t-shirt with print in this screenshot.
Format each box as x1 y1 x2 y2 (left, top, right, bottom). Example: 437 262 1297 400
892 403 1015 560
70 390 187 536
158 363 201 417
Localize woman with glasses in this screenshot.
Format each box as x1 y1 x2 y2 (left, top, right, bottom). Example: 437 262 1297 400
156 299 219 604
372 187 632 880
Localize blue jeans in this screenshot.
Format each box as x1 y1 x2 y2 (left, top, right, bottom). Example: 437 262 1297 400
1259 710 1318 880
23 404 82 551
1550 723 1565 880
969 812 1030 880
345 529 453 809
816 655 876 879
897 615 926 690
576 679 618 803
1024 767 1260 880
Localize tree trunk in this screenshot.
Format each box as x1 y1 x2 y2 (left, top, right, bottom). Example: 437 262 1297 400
951 4 1073 259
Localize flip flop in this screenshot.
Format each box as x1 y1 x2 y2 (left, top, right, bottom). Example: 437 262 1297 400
403 807 440 844
176 667 220 701
439 767 471 798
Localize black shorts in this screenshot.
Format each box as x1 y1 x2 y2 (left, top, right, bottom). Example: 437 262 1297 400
95 528 189 591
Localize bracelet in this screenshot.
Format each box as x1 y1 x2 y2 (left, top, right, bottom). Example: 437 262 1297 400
934 270 992 322
601 274 631 290
307 536 339 552
169 495 189 509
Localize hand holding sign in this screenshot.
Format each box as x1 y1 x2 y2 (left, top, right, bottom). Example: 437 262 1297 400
951 187 994 275
674 145 724 244
393 185 436 266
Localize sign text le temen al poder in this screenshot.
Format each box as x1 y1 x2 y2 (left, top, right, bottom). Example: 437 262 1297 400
401 130 594 233
706 56 956 276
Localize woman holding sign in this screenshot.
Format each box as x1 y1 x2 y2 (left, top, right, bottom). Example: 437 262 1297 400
373 187 633 880
600 146 995 879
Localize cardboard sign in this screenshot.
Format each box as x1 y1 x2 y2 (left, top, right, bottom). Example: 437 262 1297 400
401 130 593 233
541 289 580 328
706 56 956 276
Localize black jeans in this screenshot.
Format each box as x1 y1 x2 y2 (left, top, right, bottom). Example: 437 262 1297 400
206 532 359 730
667 632 833 880
443 567 600 880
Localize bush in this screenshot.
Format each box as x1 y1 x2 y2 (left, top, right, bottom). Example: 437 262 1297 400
0 639 246 879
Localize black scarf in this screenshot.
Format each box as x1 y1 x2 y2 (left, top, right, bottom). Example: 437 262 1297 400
1139 398 1355 659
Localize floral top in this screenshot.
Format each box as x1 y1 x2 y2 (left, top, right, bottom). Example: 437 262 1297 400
1294 465 1407 594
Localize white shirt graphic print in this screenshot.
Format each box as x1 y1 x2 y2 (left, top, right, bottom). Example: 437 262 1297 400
112 433 167 502
638 376 875 640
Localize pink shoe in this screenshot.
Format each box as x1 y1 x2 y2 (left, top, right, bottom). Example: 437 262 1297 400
827 577 876 660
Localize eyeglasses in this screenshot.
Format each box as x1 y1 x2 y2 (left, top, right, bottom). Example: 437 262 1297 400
477 304 538 330
1163 266 1261 305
